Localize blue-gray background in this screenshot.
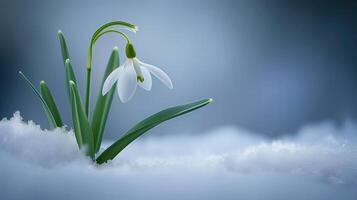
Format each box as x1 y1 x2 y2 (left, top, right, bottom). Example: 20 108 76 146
1 0 356 138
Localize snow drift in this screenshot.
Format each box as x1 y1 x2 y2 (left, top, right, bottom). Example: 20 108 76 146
0 112 356 200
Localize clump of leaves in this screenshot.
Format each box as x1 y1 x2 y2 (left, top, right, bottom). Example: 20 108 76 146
20 21 212 164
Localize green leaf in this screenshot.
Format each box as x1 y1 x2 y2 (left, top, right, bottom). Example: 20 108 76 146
91 47 119 152
40 81 64 127
58 30 70 63
96 98 213 164
18 71 58 128
64 59 78 97
58 31 78 98
69 81 95 158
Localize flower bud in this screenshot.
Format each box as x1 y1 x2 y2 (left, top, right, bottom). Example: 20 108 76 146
125 43 136 58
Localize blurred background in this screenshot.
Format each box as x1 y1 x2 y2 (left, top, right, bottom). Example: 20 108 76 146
0 0 356 138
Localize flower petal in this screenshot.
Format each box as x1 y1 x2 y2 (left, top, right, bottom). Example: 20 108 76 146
117 61 137 103
137 66 152 91
138 60 173 89
102 67 122 96
132 58 143 78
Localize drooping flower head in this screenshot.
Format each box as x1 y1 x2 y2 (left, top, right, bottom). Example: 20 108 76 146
102 43 173 103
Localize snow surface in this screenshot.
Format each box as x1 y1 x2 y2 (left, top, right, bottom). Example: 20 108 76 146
0 112 356 200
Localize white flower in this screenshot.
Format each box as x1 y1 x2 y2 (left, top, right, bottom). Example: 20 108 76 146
102 57 173 103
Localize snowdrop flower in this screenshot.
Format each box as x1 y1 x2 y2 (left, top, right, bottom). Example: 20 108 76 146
102 43 173 103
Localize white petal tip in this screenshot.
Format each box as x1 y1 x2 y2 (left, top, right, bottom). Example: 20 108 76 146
101 84 111 96
58 30 62 34
208 98 213 103
119 96 130 103
113 46 119 51
101 90 107 96
166 81 173 89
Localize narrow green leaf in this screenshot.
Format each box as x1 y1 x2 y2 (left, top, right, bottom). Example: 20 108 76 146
58 31 78 98
96 98 213 164
40 81 64 127
58 30 70 63
65 59 78 97
69 81 95 158
18 71 57 128
91 47 119 152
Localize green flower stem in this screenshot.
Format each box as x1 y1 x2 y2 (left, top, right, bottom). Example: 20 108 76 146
85 21 137 117
85 68 91 117
91 21 137 42
94 30 131 43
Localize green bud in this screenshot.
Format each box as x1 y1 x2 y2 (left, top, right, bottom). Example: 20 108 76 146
125 43 136 58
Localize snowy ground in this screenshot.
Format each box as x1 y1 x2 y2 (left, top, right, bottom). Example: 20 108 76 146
0 112 356 200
